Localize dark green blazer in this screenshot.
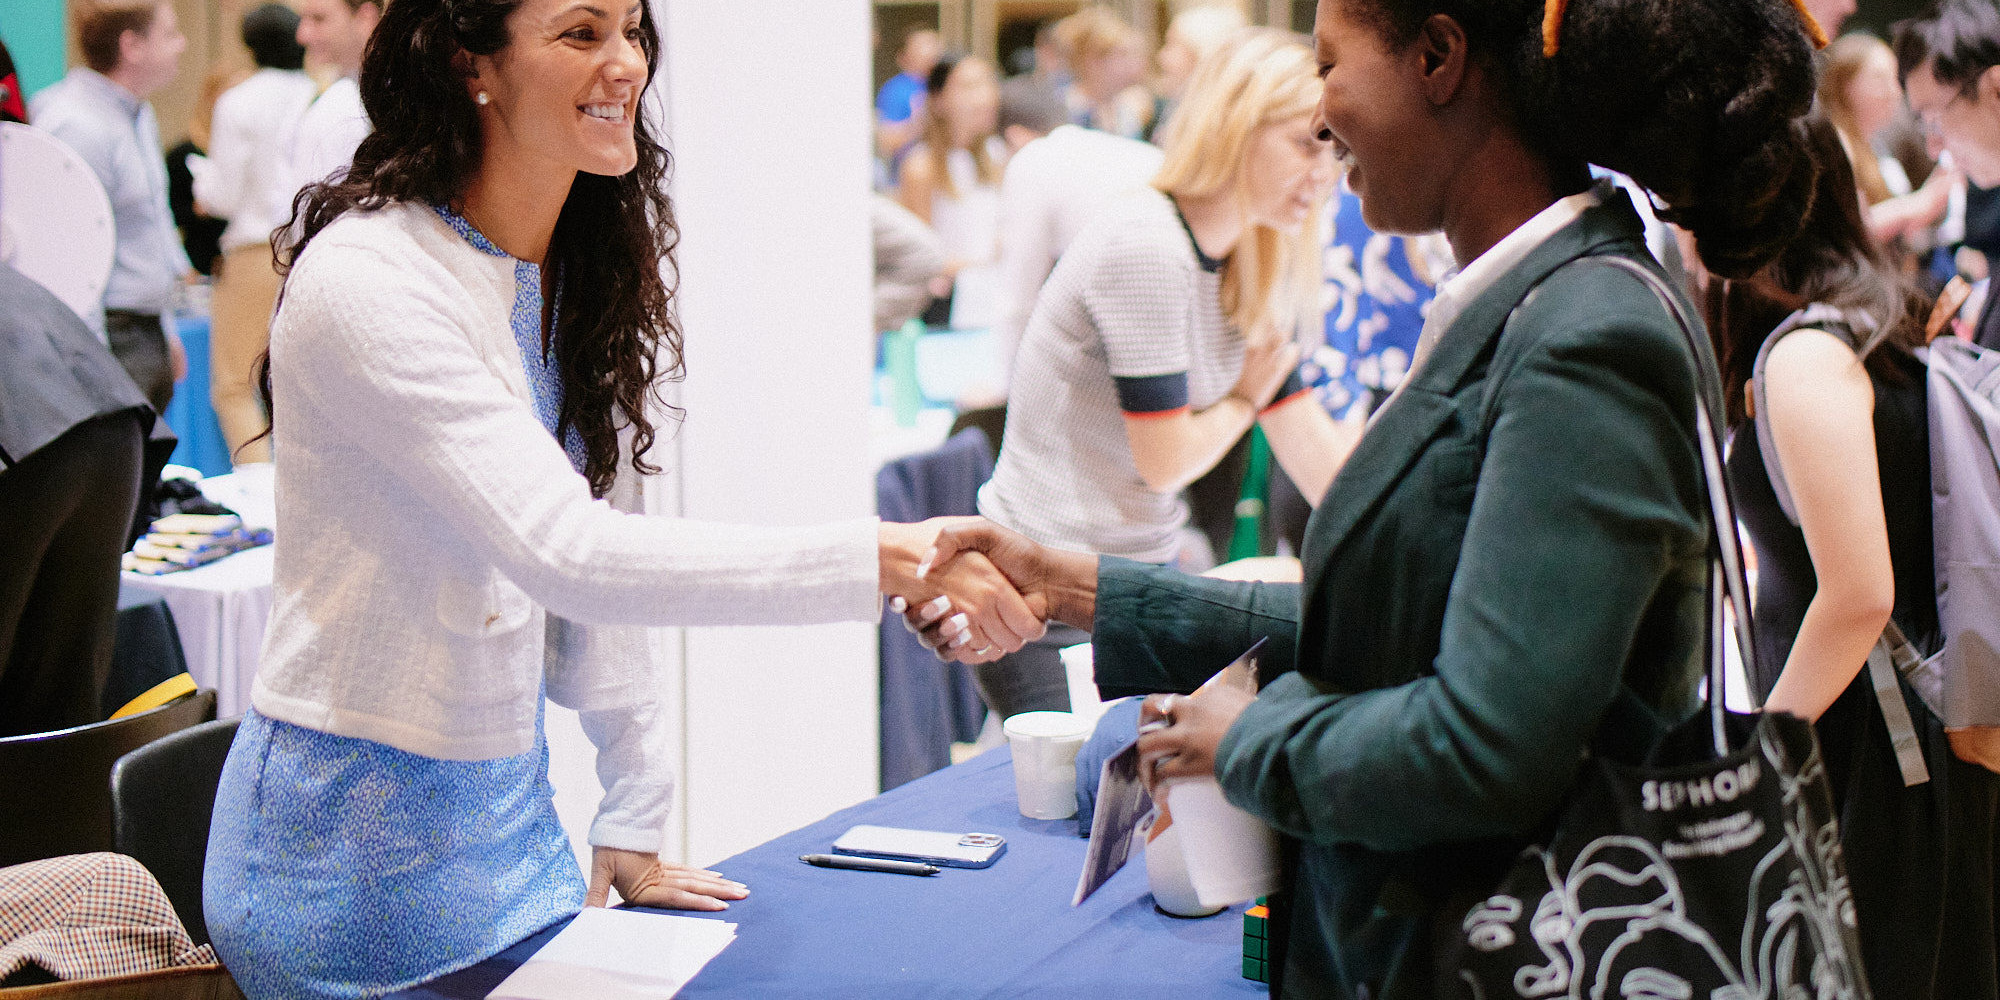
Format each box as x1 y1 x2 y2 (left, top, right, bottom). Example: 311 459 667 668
1092 193 1712 999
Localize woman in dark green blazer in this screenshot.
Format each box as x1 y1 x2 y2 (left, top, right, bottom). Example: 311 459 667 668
910 0 1824 995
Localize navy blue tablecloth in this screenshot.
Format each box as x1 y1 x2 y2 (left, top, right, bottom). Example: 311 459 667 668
393 746 1266 999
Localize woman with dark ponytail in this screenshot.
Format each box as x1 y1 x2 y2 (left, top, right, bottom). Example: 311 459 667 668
204 0 1042 995
1712 113 2000 1000
903 0 1822 994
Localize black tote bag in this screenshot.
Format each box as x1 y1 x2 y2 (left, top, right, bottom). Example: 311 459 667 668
1441 257 1872 1000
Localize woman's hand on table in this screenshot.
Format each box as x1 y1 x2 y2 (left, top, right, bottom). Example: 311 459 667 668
587 847 748 911
901 519 1099 662
1135 685 1254 793
881 518 1045 663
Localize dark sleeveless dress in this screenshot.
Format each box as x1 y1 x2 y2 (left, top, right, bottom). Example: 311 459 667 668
1727 330 2000 1000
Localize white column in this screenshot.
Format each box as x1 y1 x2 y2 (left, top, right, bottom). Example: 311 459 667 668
545 0 877 876
660 0 879 867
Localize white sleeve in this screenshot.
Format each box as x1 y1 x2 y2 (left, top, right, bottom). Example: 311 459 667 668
275 238 883 630
292 93 370 190
545 613 671 851
544 459 671 852
996 153 1055 383
194 92 252 221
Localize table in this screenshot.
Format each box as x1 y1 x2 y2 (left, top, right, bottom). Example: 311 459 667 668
395 746 1266 999
121 467 277 717
161 310 234 478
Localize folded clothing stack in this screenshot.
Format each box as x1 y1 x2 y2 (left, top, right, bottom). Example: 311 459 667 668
122 512 272 575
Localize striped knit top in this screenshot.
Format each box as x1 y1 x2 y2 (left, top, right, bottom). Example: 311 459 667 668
979 187 1243 563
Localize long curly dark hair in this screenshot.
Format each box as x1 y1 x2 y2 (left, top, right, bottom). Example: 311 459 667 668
264 0 682 497
1705 111 1927 424
1343 0 1820 280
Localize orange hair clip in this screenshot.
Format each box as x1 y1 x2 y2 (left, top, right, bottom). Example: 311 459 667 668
1786 0 1830 48
1541 0 1828 57
1541 0 1569 57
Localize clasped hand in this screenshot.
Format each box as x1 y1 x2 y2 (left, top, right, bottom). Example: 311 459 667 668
882 516 1094 663
880 517 1048 663
880 517 1103 664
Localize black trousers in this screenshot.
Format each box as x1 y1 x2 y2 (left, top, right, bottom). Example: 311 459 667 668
0 413 145 737
104 310 175 413
973 623 1092 721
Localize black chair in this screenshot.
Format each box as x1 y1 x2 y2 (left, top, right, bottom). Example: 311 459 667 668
0 690 215 869
110 716 240 947
102 584 189 719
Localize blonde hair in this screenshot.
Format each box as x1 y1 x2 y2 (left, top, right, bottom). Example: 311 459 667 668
1820 33 1896 205
1057 7 1143 68
1167 5 1250 65
1152 28 1325 337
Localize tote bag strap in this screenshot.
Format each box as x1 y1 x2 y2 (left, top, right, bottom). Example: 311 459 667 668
1569 255 1758 757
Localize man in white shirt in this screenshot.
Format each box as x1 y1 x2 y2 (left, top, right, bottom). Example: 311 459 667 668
30 0 189 412
277 0 379 221
194 3 316 464
993 85 1164 385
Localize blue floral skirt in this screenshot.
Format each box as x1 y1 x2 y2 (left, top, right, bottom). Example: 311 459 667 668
204 707 585 999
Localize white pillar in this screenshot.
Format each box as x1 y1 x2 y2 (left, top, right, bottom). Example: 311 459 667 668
546 0 880 874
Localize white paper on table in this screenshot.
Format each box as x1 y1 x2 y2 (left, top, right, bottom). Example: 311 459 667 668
486 908 738 1000
1162 777 1280 909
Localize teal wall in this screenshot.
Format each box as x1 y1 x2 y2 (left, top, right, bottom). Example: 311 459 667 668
0 0 67 100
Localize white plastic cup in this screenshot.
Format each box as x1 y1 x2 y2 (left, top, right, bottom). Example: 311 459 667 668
1144 815 1224 917
1003 711 1092 819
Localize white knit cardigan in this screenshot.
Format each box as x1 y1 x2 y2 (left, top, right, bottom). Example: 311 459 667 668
254 202 880 851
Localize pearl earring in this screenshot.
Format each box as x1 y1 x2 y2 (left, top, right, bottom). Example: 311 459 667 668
475 92 489 106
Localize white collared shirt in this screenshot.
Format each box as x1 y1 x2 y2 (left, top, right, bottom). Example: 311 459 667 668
270 77 371 222
30 68 191 323
1370 183 1605 422
195 67 318 252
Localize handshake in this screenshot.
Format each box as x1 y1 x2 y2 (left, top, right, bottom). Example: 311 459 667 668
876 517 1099 663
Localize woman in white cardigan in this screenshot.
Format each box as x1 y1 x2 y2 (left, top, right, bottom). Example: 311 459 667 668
200 0 1038 996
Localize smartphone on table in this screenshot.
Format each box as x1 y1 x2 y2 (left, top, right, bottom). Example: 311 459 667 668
831 825 1008 869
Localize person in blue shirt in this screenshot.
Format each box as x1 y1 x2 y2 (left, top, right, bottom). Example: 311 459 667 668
31 0 191 412
1303 180 1445 421
876 28 942 161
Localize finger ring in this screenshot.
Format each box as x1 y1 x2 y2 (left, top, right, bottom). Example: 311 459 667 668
973 645 995 656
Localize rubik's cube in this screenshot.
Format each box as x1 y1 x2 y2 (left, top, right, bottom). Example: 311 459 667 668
1242 897 1270 983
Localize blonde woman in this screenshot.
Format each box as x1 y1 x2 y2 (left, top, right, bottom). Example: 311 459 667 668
1058 6 1154 139
969 30 1347 717
896 53 1005 324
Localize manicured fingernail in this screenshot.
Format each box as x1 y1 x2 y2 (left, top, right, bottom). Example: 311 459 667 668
949 629 973 648
916 548 938 579
920 596 950 623
946 612 969 634
889 596 907 614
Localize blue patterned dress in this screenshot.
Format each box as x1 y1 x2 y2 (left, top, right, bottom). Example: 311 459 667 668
205 207 589 999
1302 185 1440 420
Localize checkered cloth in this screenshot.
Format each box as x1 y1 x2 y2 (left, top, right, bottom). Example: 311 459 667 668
0 853 215 983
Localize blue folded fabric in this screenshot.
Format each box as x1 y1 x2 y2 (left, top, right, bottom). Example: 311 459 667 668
1074 697 1143 836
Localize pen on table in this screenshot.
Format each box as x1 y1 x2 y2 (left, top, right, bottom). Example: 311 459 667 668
800 854 940 876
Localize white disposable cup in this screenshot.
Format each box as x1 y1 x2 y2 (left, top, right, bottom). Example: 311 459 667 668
1144 814 1224 917
1003 711 1092 819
